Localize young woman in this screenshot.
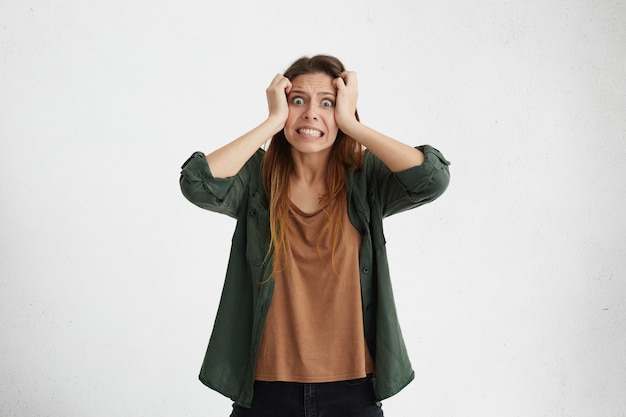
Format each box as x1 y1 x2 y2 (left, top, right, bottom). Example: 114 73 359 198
180 55 450 417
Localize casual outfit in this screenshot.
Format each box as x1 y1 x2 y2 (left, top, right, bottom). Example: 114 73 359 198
179 145 450 412
255 200 374 383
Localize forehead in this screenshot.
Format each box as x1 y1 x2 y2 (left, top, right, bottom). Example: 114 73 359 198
290 72 335 93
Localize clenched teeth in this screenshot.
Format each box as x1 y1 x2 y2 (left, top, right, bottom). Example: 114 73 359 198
298 128 323 137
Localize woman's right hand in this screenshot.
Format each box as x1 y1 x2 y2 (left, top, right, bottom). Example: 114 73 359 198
265 74 292 128
204 75 292 178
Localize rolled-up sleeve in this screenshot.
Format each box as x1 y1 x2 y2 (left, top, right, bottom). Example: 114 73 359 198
376 145 451 217
179 151 255 218
395 145 450 196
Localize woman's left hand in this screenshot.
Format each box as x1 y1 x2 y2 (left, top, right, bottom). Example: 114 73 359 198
333 71 359 132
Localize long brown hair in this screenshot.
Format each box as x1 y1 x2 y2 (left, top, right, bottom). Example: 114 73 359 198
262 55 364 271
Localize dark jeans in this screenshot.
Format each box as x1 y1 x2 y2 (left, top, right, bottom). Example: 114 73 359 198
230 375 384 417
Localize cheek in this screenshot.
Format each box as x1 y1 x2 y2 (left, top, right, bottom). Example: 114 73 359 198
324 114 339 131
285 108 300 127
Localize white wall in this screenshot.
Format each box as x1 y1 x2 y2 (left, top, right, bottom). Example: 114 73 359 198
1 0 625 416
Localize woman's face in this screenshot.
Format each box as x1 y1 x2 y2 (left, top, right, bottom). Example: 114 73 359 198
283 72 339 157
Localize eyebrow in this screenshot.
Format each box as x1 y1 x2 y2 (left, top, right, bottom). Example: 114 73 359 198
290 89 336 97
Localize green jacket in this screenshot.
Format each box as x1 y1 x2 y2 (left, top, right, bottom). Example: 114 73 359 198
179 145 450 407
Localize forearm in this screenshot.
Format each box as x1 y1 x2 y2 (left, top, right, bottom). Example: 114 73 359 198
333 71 424 172
205 116 284 178
342 121 425 172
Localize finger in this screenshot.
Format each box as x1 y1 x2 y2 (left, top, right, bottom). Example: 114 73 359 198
340 71 357 87
333 76 346 90
284 78 292 95
269 73 283 86
267 75 291 98
274 76 292 94
269 74 291 90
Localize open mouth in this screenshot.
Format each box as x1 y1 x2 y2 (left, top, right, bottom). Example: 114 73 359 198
297 128 323 137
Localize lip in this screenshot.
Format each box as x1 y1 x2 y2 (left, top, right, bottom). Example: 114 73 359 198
296 126 324 139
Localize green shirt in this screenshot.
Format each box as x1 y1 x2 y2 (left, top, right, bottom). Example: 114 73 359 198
179 145 450 407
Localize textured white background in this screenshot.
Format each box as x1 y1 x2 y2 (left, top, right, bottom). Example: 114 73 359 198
1 0 625 416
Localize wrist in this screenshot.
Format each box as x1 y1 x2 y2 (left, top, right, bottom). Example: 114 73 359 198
264 115 286 135
339 119 364 139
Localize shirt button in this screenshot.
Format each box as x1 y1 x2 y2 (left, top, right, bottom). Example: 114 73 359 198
362 266 370 274
250 209 258 217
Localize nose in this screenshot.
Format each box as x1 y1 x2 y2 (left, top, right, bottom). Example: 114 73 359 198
302 104 318 120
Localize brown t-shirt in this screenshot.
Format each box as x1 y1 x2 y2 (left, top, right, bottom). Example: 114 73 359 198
255 200 375 382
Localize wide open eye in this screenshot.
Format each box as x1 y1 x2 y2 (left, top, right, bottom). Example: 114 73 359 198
292 97 305 105
321 99 334 107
